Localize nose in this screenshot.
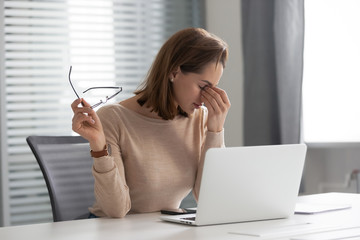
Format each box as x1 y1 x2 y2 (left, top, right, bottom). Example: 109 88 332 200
196 94 203 105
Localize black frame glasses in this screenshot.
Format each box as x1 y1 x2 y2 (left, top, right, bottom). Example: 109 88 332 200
68 66 122 109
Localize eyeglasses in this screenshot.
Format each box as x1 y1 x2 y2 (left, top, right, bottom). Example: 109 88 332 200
68 66 122 109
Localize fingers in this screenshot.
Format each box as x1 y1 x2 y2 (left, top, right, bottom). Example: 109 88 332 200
212 87 231 106
71 98 91 112
71 98 81 111
70 98 105 146
201 87 231 132
72 109 95 126
201 87 230 112
201 90 221 113
71 98 97 119
71 98 99 132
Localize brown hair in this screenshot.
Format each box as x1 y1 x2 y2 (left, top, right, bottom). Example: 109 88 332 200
135 28 228 120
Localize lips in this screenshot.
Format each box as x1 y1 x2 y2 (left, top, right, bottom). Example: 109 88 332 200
193 103 201 109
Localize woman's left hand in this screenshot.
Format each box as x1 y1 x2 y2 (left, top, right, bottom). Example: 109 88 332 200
201 87 231 132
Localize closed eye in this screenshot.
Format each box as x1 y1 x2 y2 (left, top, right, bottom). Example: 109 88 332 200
199 85 209 91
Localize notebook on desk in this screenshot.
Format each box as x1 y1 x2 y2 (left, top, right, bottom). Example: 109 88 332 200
160 144 307 226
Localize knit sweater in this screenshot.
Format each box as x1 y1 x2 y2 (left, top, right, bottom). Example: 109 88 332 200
89 103 225 217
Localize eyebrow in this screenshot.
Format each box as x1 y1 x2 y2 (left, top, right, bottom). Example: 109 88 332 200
201 80 213 87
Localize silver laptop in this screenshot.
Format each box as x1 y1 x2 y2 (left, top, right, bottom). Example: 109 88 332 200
160 144 307 226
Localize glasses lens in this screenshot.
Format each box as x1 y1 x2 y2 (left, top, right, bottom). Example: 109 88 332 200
68 66 122 108
85 87 122 109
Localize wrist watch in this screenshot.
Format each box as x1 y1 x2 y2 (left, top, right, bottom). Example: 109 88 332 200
90 144 109 158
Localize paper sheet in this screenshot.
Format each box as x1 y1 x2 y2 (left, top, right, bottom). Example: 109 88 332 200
228 222 344 238
295 202 351 214
291 226 360 240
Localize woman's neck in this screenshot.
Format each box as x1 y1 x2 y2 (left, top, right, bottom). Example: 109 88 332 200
120 94 163 119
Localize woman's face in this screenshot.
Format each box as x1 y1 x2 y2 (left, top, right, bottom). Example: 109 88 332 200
171 62 223 115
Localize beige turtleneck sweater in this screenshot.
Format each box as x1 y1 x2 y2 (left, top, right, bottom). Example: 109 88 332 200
89 103 224 218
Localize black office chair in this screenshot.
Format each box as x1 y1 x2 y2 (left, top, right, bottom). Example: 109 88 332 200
26 135 95 222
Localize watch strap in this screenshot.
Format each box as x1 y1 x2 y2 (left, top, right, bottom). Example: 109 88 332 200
90 145 109 158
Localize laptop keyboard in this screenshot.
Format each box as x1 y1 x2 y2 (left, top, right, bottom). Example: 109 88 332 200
181 217 196 221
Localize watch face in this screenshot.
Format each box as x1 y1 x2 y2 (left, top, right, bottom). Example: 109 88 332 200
107 143 111 155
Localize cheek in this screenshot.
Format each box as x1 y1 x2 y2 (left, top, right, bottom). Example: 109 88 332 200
177 83 197 96
189 86 201 98
173 79 201 102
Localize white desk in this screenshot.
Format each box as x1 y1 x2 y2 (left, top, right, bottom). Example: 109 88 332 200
1 193 360 240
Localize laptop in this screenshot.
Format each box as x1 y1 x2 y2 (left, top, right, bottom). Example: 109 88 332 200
160 144 307 226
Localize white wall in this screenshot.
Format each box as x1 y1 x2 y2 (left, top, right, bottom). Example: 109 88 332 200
204 1 360 195
205 0 244 147
303 143 360 194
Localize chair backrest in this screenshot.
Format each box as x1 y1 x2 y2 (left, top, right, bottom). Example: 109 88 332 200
26 135 95 222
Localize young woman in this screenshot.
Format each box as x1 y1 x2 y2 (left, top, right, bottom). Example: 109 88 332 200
71 28 230 218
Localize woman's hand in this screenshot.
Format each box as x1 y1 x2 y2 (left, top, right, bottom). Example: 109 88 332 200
71 98 106 151
201 87 231 132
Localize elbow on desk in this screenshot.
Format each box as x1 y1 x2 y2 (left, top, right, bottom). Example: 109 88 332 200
93 195 131 218
107 210 128 218
102 207 130 218
104 200 131 218
93 182 132 218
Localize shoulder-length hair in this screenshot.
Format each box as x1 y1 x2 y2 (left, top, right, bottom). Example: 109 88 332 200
135 28 228 120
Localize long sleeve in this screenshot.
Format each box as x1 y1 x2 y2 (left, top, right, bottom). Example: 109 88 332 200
89 107 131 218
88 103 220 217
193 129 225 201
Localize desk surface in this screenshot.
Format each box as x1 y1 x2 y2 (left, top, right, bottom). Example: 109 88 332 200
1 193 360 240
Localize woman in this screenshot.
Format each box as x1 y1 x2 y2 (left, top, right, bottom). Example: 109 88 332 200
71 28 231 218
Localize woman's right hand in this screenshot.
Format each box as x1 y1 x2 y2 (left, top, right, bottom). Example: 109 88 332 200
71 98 106 151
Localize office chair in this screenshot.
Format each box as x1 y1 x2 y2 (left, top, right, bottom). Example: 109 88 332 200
26 135 95 222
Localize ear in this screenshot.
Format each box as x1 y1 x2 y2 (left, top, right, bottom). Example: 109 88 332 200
169 66 181 80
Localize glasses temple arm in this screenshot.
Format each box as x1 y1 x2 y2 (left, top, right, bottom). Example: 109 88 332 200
68 66 81 99
83 86 122 94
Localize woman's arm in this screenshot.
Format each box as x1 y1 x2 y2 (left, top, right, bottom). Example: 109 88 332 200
71 99 131 217
91 153 131 218
71 98 106 151
193 130 225 200
193 86 230 200
91 106 132 218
